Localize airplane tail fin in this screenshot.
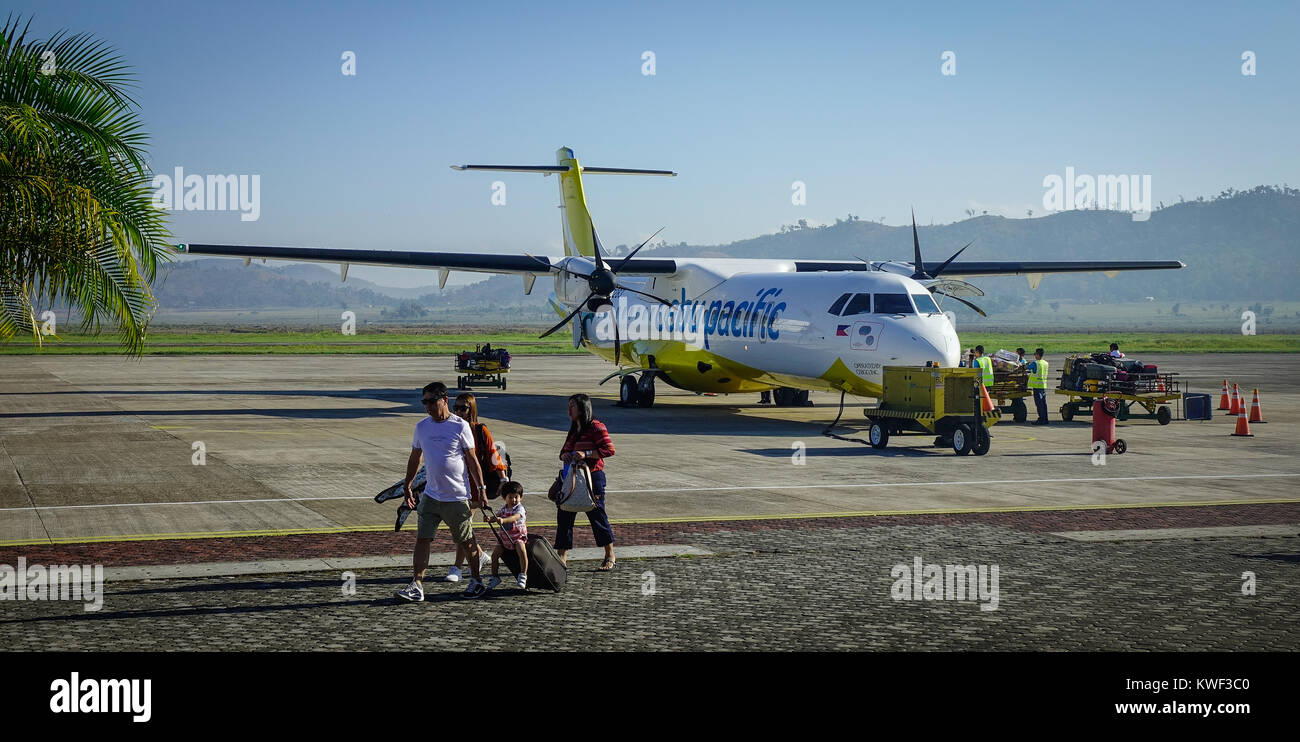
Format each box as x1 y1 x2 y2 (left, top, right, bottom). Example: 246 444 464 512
452 147 674 257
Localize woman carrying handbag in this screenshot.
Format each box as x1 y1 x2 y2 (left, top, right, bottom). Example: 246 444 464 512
551 393 616 571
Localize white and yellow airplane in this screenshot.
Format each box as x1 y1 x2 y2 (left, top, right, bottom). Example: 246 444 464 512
178 147 1184 408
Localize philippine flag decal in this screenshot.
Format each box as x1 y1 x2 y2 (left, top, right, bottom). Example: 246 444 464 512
836 325 850 336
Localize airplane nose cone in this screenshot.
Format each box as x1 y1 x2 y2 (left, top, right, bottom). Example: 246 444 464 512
908 325 960 367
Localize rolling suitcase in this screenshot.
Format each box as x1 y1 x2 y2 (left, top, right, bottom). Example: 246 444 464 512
482 508 567 593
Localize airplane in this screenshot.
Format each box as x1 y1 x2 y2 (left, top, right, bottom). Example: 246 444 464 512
177 146 1184 409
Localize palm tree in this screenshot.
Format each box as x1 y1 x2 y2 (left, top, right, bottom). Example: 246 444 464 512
1 16 169 353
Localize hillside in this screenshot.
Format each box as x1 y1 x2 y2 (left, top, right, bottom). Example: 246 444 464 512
150 186 1297 326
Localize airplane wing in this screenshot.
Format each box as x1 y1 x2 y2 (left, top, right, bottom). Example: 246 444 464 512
174 244 680 276
793 259 1186 275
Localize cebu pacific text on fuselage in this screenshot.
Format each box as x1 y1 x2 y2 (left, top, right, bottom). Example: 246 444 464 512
593 288 788 351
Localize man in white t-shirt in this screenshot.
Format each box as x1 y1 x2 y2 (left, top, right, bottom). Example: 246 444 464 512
395 382 490 601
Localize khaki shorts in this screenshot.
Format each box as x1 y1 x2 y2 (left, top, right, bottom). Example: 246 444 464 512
416 497 474 543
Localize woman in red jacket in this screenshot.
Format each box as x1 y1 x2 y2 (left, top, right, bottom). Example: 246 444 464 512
556 393 616 571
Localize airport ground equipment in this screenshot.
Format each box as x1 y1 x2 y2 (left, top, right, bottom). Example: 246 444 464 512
1091 398 1127 455
455 346 511 390
988 368 1032 422
1055 354 1182 424
864 366 1000 455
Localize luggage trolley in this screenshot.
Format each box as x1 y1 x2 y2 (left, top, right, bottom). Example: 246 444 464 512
864 366 1001 455
454 345 511 390
989 368 1033 423
1054 354 1181 424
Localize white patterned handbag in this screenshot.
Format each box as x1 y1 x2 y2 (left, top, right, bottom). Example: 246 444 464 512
557 462 597 513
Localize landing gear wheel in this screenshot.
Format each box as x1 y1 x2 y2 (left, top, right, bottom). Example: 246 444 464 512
1011 398 1027 423
1060 404 1074 422
869 422 890 449
1156 406 1171 425
1112 439 1127 455
794 389 811 406
972 425 991 456
636 373 656 408
620 375 640 406
773 387 795 407
952 424 974 456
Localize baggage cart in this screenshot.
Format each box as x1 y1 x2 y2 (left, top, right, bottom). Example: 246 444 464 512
1054 354 1181 424
454 345 511 390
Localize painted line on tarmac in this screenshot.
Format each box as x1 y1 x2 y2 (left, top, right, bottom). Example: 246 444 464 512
2 496 1300 548
1052 524 1300 542
3 472 1297 514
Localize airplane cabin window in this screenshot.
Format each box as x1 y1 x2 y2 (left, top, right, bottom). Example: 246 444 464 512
827 293 851 315
873 293 914 314
842 293 872 316
912 293 940 314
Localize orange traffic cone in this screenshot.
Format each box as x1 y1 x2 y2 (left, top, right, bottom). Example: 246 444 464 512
1248 389 1266 423
1229 384 1242 416
979 383 995 413
1231 404 1253 437
1218 380 1230 410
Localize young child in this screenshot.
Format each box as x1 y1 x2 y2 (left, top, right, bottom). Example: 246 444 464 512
486 482 528 589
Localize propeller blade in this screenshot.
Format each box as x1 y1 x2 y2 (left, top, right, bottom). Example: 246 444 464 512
931 289 988 317
616 284 674 307
911 208 926 278
612 227 665 273
613 311 621 364
930 241 974 278
589 224 606 271
538 293 593 338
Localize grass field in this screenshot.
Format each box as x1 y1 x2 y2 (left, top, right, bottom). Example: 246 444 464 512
3 328 1298 355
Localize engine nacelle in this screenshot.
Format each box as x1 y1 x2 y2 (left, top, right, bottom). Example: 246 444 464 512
554 256 596 306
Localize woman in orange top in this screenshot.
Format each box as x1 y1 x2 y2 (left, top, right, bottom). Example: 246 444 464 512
447 393 510 582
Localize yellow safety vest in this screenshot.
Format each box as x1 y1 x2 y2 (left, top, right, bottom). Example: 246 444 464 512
975 356 993 386
1028 359 1049 389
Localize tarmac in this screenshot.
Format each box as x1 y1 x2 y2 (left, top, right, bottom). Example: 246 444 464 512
1 352 1297 650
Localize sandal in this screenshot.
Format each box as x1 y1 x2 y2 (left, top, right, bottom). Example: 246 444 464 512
597 558 616 572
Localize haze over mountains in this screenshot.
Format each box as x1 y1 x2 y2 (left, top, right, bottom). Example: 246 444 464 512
156 186 1298 322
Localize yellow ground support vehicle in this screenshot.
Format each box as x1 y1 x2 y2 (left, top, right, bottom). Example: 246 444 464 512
454 346 511 391
864 366 1001 455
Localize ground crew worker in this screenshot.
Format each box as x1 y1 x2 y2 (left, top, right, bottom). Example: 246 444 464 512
973 345 994 389
1027 348 1049 425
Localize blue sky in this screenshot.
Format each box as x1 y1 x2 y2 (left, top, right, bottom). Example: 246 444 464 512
15 1 1298 286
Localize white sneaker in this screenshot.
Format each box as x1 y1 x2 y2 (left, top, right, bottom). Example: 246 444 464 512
485 576 502 590
516 574 527 589
446 566 462 583
395 580 424 602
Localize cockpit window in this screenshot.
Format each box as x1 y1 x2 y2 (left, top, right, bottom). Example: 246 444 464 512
911 293 940 314
842 293 872 316
873 293 914 314
827 293 851 315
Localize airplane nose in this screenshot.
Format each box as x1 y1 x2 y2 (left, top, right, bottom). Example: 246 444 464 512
908 326 960 367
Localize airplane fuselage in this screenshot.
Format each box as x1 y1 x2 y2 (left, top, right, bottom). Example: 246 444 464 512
554 257 961 397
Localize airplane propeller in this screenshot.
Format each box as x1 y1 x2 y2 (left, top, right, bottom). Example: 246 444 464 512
906 209 987 316
536 225 672 362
